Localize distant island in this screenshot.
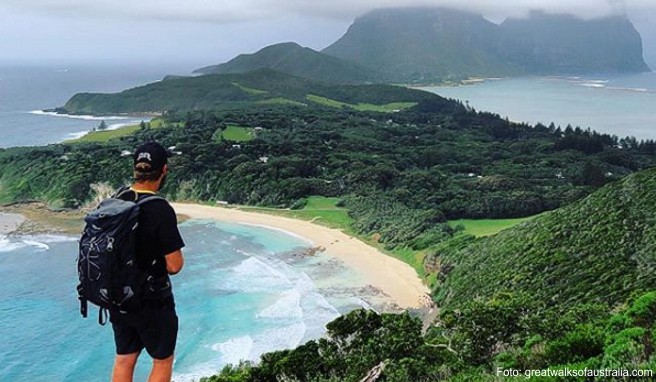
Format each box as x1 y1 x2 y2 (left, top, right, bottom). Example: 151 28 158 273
196 7 650 84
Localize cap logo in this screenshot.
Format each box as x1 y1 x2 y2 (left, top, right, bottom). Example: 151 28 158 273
137 152 152 162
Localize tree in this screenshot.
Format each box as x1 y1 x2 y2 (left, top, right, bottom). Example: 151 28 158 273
98 120 108 130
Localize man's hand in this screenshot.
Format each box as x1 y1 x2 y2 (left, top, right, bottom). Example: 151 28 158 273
164 250 184 275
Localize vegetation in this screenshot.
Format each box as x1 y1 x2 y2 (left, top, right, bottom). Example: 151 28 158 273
59 69 436 115
447 215 540 237
201 292 656 381
195 42 382 84
214 125 256 142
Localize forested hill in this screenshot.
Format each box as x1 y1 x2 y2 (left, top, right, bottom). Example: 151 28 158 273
434 166 656 310
322 7 649 82
193 42 383 84
59 69 437 115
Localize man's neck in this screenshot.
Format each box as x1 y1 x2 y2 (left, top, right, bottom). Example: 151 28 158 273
131 182 159 194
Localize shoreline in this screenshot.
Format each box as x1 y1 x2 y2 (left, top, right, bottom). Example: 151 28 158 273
1 201 433 310
171 203 432 310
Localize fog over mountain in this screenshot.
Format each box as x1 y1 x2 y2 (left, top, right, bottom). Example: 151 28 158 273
0 0 654 68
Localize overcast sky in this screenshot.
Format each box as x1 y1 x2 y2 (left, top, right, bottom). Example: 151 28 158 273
1 0 655 72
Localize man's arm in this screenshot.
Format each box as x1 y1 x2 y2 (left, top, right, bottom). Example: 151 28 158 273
165 249 184 275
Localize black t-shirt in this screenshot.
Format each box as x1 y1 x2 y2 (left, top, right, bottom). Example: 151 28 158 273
118 189 185 305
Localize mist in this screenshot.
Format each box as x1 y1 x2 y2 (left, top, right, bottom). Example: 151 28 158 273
1 0 655 70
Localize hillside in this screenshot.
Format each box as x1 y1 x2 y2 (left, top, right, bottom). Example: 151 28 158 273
323 7 649 82
435 166 656 309
498 11 650 74
59 69 437 115
323 7 519 83
194 42 382 84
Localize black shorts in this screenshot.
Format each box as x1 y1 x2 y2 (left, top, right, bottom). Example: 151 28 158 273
109 306 178 360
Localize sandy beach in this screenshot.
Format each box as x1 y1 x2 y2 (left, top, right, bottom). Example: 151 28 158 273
171 203 431 310
0 212 25 235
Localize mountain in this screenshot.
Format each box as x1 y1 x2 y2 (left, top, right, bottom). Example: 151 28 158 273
323 8 520 83
323 7 650 82
497 11 651 74
59 69 440 115
435 166 656 309
194 42 382 84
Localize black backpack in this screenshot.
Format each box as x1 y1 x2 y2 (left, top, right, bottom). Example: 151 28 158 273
76 190 163 325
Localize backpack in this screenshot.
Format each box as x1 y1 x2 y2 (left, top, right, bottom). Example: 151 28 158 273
76 189 164 325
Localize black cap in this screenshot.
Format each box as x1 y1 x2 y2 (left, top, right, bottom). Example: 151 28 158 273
133 141 171 172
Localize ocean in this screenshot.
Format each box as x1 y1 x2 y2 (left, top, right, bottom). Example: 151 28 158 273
0 65 184 148
0 220 376 382
422 72 656 141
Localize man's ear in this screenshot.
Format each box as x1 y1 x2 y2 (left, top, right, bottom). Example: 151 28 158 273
161 165 168 177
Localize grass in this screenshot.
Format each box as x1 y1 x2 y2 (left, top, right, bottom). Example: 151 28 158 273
231 82 268 95
306 94 417 112
216 125 256 142
66 117 172 144
236 196 351 229
448 215 541 237
256 97 307 107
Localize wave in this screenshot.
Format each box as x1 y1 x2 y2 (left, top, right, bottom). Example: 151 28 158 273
236 223 314 245
606 86 650 93
212 322 306 364
580 83 606 88
0 234 76 253
258 289 303 319
29 110 128 121
223 256 294 292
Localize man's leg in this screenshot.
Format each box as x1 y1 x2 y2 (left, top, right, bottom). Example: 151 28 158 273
112 352 140 382
148 354 174 382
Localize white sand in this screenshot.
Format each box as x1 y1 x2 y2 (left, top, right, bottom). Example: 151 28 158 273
0 212 25 235
171 203 431 309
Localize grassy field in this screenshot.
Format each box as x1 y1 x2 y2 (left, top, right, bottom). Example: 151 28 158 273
231 82 268 95
256 97 307 107
306 94 417 112
215 125 257 142
236 196 352 229
448 215 541 237
66 118 172 144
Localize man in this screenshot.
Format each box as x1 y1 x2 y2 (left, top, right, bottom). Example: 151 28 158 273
110 141 185 382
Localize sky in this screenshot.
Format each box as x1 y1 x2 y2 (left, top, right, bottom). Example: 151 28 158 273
1 0 655 72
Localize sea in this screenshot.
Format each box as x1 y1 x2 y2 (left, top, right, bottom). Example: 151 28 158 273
0 65 178 148
422 72 656 141
0 220 376 382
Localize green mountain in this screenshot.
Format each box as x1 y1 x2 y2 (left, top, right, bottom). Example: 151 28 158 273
435 166 656 310
323 7 520 83
498 11 651 74
323 7 650 82
59 69 438 115
194 42 382 84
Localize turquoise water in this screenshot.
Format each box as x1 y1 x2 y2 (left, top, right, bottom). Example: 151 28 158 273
0 220 372 382
423 72 656 140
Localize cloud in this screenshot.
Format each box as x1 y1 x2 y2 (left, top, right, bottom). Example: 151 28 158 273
3 0 656 23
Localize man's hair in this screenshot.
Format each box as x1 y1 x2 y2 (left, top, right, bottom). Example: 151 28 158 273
134 162 163 182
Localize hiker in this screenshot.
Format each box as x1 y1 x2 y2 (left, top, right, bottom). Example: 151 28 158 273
110 141 185 382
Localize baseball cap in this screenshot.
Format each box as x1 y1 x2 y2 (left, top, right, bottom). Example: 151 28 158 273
133 141 171 172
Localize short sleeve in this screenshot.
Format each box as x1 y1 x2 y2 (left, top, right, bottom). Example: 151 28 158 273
156 202 185 255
